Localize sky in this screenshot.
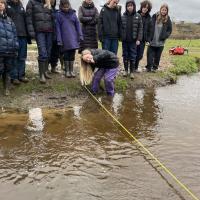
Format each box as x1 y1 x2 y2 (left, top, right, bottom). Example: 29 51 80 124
22 0 200 23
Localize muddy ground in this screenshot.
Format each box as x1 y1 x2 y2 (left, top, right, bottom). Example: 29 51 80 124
0 49 175 110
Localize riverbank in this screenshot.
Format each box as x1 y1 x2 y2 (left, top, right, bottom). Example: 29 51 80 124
0 40 200 110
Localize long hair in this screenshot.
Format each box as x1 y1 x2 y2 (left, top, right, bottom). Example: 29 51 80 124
157 3 169 24
80 50 94 86
44 0 51 9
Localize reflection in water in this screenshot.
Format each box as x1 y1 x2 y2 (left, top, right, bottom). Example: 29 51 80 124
1 75 200 200
26 108 44 132
73 106 82 119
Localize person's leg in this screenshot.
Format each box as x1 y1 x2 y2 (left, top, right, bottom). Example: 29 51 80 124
69 49 76 78
129 42 137 75
49 40 59 73
3 57 13 96
9 58 20 85
102 38 111 51
135 41 145 70
110 39 118 55
35 33 48 83
63 50 71 78
122 42 129 76
91 68 105 94
104 68 118 96
146 46 155 72
18 37 28 82
153 46 164 70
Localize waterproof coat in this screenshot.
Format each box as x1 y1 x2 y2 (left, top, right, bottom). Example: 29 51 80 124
78 1 99 51
98 4 121 41
121 0 143 42
138 10 152 42
90 49 119 69
56 9 83 51
150 13 172 41
6 0 28 37
0 13 19 56
26 0 54 38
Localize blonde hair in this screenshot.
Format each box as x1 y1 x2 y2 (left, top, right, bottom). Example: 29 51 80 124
157 3 169 24
80 50 94 86
44 0 51 9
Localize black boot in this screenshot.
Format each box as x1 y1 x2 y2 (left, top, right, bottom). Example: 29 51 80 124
51 64 59 74
44 61 52 79
64 61 71 78
2 72 10 96
123 60 129 77
38 61 46 84
69 61 76 78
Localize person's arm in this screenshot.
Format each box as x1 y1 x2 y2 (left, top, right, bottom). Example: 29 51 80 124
137 15 143 43
11 21 19 53
165 17 172 39
26 0 35 38
55 13 63 46
89 7 99 25
78 6 92 24
74 13 83 41
98 9 103 42
146 16 153 43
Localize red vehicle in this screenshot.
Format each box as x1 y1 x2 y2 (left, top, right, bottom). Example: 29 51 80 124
169 46 188 55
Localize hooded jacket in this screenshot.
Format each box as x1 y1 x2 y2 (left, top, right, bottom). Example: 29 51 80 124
121 0 143 41
137 10 152 42
98 4 121 41
6 0 28 37
26 0 54 38
0 13 19 56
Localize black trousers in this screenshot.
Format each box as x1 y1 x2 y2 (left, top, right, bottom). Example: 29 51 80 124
63 49 76 61
147 46 164 70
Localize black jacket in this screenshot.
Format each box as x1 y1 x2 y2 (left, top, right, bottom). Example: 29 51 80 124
150 13 172 41
91 49 119 69
0 13 19 56
26 0 54 38
6 0 27 37
78 1 99 51
121 0 143 42
98 4 121 41
138 10 152 42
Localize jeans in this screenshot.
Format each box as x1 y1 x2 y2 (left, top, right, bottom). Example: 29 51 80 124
102 38 119 55
10 37 27 80
36 32 53 61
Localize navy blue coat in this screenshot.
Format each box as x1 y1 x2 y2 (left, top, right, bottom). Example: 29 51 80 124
0 13 19 56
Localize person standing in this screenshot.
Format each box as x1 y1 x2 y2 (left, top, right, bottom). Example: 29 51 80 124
0 0 18 95
135 0 152 72
7 0 31 85
146 3 172 72
56 0 83 78
78 0 99 53
121 0 143 78
98 0 121 54
26 0 54 83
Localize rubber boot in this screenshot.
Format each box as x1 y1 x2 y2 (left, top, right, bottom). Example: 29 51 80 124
38 61 46 84
2 72 10 96
69 61 76 78
123 60 129 77
51 64 59 74
64 61 71 78
44 61 52 79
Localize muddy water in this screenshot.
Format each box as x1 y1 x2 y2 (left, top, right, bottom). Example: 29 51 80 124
1 74 200 200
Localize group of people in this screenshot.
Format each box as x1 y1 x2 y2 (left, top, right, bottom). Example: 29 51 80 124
0 0 172 96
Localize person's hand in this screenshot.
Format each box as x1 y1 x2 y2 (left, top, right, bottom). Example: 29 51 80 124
146 42 150 46
136 40 140 46
90 58 95 63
